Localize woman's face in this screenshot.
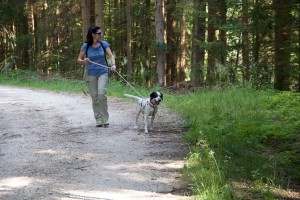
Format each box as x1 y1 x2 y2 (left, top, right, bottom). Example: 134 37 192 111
93 29 102 40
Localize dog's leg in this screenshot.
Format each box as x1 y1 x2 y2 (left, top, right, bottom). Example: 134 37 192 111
149 114 155 131
134 110 141 129
144 113 149 133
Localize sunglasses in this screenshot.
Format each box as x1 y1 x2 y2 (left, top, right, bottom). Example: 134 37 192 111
95 32 102 35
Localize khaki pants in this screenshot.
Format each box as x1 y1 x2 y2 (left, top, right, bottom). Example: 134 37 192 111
88 74 109 123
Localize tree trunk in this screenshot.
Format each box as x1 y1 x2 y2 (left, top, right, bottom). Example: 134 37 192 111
126 0 132 82
219 0 227 66
242 0 250 82
166 0 177 86
179 2 186 83
81 0 91 42
26 1 35 68
95 0 104 29
252 0 261 84
33 2 38 69
155 0 166 86
145 0 152 86
191 0 206 87
206 0 217 85
273 0 293 91
41 0 48 73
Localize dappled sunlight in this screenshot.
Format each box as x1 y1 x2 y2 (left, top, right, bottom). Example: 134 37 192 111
60 189 177 200
0 176 41 190
35 149 58 155
272 188 300 200
163 161 184 169
105 160 184 171
231 181 300 200
0 88 16 92
0 100 30 104
34 149 100 160
102 160 185 184
118 171 150 182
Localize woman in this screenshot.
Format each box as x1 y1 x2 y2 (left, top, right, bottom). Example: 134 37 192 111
77 25 116 127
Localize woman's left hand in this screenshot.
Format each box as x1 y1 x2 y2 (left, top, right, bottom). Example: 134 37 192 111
110 65 116 71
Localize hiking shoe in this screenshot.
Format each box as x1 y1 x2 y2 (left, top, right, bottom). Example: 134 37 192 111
96 120 102 127
102 120 109 128
96 119 109 127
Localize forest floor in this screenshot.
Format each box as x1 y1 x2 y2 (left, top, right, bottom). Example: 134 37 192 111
0 85 193 200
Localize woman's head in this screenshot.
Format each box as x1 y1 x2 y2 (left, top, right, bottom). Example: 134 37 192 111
86 25 102 44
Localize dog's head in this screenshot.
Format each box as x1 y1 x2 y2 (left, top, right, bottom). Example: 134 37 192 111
150 91 163 105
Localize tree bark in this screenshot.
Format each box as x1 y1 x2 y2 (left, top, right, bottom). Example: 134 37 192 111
252 0 261 83
95 0 104 29
26 0 35 69
242 0 250 82
145 0 152 86
33 1 38 69
191 0 205 87
179 2 186 83
126 0 132 82
166 0 177 86
219 0 227 66
41 0 48 73
206 0 217 85
81 0 91 42
155 0 166 86
273 0 293 91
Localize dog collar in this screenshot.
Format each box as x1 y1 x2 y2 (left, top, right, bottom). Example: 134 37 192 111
149 102 154 107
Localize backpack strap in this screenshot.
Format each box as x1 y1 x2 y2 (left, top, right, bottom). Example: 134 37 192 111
99 41 108 66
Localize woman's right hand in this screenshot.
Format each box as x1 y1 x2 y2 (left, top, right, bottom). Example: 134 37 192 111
77 50 90 65
83 58 90 65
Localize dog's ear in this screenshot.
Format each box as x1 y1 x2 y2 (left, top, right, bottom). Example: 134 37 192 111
160 92 163 100
150 92 156 99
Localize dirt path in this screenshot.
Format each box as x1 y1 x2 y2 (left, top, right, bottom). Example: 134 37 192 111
0 85 192 200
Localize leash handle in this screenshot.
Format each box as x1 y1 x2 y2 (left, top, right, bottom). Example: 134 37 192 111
88 60 143 97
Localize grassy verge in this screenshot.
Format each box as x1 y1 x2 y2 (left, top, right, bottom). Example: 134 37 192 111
1 70 299 199
0 70 160 98
0 70 83 93
168 87 300 199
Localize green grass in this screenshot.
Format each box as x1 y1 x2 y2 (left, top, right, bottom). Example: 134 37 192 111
0 70 83 93
0 70 148 96
1 70 299 199
168 87 300 199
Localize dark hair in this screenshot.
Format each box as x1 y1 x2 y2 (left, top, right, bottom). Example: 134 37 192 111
85 25 101 45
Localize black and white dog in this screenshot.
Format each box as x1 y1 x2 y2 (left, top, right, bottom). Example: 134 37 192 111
124 92 163 133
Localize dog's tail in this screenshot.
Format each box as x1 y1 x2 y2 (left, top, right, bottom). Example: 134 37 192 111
124 94 142 101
